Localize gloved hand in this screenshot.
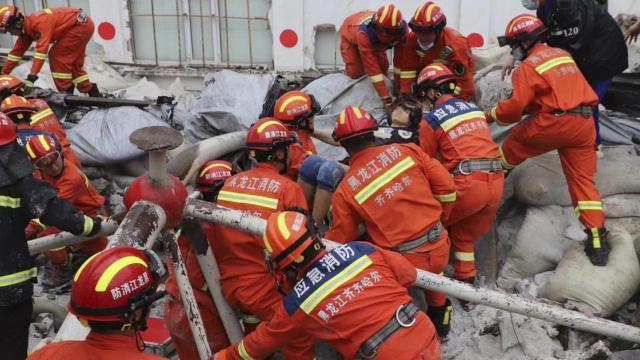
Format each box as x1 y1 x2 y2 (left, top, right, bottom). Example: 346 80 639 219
24 74 38 88
381 96 394 114
182 219 208 255
85 216 103 237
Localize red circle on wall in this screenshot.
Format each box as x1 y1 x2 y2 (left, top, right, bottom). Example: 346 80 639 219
279 29 298 48
467 33 485 48
97 22 116 41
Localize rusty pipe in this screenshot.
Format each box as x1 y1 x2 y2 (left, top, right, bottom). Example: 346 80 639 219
108 200 166 249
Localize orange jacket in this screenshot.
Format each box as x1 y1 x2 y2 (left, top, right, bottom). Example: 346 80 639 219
325 143 456 251
28 98 80 166
419 95 499 172
221 242 435 360
213 163 308 291
295 130 318 155
395 27 476 99
488 43 598 126
286 142 312 182
3 8 85 76
341 11 402 99
28 332 165 359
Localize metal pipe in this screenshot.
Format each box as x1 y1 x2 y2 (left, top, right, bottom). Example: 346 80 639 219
28 218 119 255
108 200 167 249
149 150 168 183
196 246 244 343
168 231 212 360
184 200 640 344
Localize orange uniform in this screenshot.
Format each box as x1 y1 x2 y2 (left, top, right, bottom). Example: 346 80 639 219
340 11 399 100
35 159 106 263
420 95 504 280
286 141 313 182
221 242 441 360
29 98 80 166
27 332 164 360
164 224 230 359
2 8 95 93
295 130 318 155
325 143 455 307
487 43 603 232
395 28 476 100
213 162 315 359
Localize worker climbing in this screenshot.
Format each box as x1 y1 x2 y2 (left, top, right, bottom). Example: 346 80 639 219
0 5 102 96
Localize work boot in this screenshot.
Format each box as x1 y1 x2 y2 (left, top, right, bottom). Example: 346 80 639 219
88 83 102 98
584 227 610 266
457 277 476 312
427 299 453 339
41 261 72 293
64 85 75 95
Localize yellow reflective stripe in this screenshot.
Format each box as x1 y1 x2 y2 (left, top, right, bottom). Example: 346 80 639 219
591 228 601 249
30 108 54 125
7 54 21 62
25 142 36 159
339 110 346 124
217 190 279 210
0 267 37 287
352 107 362 118
399 70 417 79
440 111 485 133
454 252 475 261
434 192 456 203
300 255 373 314
378 5 390 23
0 195 20 208
391 6 399 27
354 156 416 204
443 305 452 325
81 215 93 236
278 95 307 113
51 72 72 79
535 56 575 75
43 8 53 14
238 340 255 360
33 52 47 60
38 135 51 151
369 74 384 83
72 74 90 85
74 252 101 281
276 212 291 240
576 200 603 211
95 256 148 292
257 120 285 133
498 145 515 170
198 162 231 177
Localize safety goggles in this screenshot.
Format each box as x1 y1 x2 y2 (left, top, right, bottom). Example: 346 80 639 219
34 151 60 169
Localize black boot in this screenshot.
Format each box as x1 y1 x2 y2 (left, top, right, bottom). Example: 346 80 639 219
427 299 453 339
88 83 102 97
584 227 610 266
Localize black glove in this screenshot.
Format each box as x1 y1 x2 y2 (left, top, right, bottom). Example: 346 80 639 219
182 219 208 255
25 74 38 88
86 216 102 237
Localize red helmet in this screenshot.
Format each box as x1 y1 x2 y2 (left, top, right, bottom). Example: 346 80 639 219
195 160 234 193
498 14 547 47
332 106 378 142
69 246 165 322
25 134 59 167
246 117 293 152
273 91 320 127
0 75 24 99
410 2 447 33
1 94 35 122
263 211 320 270
0 5 19 32
372 4 407 37
0 112 16 146
414 63 457 96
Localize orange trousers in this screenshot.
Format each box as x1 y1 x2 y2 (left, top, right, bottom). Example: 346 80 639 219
164 293 230 359
340 39 389 79
445 172 504 280
376 313 441 360
223 276 316 359
403 235 450 307
500 113 605 230
49 18 94 93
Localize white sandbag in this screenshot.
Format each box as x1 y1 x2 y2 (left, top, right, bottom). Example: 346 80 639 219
472 45 510 72
512 146 640 207
497 206 583 289
67 106 169 166
540 227 640 317
474 65 512 111
602 194 640 218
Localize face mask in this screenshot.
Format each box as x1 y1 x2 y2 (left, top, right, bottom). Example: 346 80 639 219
511 47 525 61
521 0 539 10
417 38 435 52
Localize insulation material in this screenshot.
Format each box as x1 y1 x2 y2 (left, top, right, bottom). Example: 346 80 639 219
66 106 169 166
541 228 640 317
184 70 277 143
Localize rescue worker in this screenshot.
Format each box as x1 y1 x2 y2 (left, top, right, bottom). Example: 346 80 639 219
274 90 345 226
165 160 235 359
1 92 81 166
325 106 457 337
513 0 628 148
394 2 476 101
0 114 101 360
215 210 442 360
24 134 107 289
0 5 102 96
488 15 609 266
28 246 167 359
340 4 408 110
212 118 315 358
415 64 504 306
